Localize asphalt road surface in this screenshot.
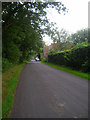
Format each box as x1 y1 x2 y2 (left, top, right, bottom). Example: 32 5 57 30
10 61 88 118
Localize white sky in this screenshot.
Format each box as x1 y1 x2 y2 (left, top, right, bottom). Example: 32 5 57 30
43 0 89 45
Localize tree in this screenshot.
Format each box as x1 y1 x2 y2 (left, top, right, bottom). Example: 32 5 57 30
50 28 70 51
71 29 88 45
2 2 67 64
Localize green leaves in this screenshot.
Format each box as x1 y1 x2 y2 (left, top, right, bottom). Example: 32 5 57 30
48 46 89 72
71 29 88 45
7 43 22 63
2 2 67 65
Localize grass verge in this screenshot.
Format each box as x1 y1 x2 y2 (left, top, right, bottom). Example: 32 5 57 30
2 63 25 118
41 62 89 80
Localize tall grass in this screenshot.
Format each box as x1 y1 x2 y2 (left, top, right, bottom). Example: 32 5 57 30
2 63 25 118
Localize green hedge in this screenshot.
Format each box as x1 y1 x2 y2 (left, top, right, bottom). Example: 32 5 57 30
41 57 48 62
48 46 89 72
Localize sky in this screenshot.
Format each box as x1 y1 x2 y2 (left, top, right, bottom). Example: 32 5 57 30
43 0 89 45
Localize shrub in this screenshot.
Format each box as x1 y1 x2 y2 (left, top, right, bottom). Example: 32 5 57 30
2 58 12 71
72 41 88 50
81 60 88 72
48 46 89 72
41 57 48 62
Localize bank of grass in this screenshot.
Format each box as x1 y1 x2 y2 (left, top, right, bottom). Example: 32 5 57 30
42 62 89 80
2 63 25 118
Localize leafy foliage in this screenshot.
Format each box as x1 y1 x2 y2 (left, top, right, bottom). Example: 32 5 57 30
50 28 70 51
2 58 12 71
48 46 89 72
49 28 89 53
48 48 57 55
71 29 88 45
41 57 48 62
72 41 88 49
2 2 67 70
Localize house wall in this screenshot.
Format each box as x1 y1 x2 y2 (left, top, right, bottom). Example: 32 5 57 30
43 43 58 57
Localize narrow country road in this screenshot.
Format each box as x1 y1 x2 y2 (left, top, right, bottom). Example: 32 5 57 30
10 62 88 118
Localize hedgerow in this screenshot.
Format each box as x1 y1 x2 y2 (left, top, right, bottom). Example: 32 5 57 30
48 46 89 72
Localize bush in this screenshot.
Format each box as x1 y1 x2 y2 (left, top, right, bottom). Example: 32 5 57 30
2 58 12 71
48 46 89 72
81 60 88 72
72 41 88 50
41 57 48 62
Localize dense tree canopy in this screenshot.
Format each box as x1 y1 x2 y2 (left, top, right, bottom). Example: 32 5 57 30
2 2 67 65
